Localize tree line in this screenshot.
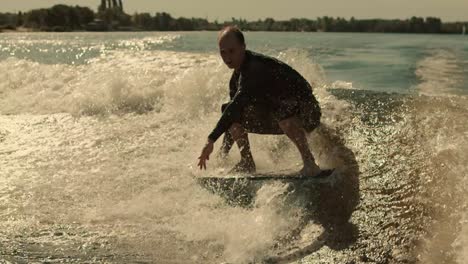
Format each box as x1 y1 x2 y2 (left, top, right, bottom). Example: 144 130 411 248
0 4 466 34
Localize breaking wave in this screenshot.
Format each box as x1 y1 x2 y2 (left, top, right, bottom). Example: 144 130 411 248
0 35 467 263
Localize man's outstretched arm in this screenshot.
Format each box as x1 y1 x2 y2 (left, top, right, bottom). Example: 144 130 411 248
198 138 214 170
198 72 258 170
207 86 251 142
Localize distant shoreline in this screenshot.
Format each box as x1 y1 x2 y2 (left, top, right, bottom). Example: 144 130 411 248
1 29 467 35
1 4 467 35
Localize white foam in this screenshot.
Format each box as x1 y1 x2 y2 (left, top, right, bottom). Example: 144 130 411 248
0 48 347 262
415 49 465 96
331 80 354 90
412 96 468 263
0 50 219 115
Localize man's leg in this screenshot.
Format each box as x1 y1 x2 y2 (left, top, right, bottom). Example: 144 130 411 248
218 131 234 159
229 122 256 173
218 103 235 158
278 116 321 176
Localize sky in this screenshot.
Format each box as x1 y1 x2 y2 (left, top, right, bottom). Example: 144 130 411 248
1 0 468 22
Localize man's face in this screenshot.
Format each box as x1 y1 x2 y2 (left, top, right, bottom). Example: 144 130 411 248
218 33 245 70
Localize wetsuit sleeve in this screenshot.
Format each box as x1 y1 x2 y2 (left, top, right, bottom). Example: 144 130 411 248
229 71 239 99
208 74 255 142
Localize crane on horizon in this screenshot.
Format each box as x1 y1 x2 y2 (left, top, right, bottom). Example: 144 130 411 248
99 0 123 12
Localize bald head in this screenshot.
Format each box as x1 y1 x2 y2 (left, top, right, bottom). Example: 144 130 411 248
218 26 246 70
218 26 245 46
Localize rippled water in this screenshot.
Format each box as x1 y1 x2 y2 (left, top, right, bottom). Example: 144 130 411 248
0 32 467 263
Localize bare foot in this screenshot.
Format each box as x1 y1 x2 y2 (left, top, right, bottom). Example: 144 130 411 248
229 159 256 174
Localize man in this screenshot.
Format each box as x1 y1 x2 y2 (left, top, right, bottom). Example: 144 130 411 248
197 26 323 177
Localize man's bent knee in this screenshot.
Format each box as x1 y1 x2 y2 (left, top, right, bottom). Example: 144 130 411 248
229 123 246 140
278 116 303 133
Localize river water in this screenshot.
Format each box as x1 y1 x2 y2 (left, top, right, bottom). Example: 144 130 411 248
0 32 467 263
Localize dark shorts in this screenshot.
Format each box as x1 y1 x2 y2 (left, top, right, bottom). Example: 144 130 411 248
221 98 321 135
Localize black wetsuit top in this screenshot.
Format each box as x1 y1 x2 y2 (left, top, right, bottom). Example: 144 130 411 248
208 50 317 142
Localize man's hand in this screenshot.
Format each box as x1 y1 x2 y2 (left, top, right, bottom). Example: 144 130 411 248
198 139 214 170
